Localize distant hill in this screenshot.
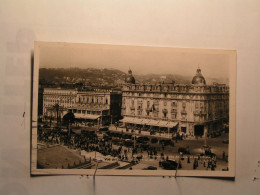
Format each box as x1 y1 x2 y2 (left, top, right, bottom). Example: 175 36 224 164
39 68 126 87
135 74 228 85
39 67 228 87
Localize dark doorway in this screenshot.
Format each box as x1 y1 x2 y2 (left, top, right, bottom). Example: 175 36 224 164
194 125 204 136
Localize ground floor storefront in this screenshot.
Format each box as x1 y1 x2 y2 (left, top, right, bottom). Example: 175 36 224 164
119 117 228 138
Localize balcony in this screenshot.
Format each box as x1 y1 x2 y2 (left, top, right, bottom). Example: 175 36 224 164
171 109 177 113
162 109 168 114
181 109 187 115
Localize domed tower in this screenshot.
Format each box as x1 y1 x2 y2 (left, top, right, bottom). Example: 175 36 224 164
125 69 136 84
192 68 206 85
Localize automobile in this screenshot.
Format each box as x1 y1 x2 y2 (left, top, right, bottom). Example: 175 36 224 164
178 147 190 154
143 166 157 170
160 139 174 147
222 139 229 144
161 160 181 170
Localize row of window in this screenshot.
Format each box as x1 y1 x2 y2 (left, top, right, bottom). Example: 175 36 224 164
68 109 108 115
44 99 74 104
77 96 108 104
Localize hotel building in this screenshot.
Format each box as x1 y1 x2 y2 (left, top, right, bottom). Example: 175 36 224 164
120 68 229 137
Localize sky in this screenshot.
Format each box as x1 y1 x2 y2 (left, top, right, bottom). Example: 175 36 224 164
38 42 232 79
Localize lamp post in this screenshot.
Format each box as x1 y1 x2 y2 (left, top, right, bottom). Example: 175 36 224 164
95 117 100 160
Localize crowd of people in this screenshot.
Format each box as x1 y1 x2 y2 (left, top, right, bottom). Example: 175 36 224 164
37 126 174 164
37 124 226 171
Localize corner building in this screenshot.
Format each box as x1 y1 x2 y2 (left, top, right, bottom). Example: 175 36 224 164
42 88 122 126
121 68 229 137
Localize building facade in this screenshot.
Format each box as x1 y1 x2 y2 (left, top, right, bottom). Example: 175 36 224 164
121 68 229 137
42 88 77 119
42 88 122 126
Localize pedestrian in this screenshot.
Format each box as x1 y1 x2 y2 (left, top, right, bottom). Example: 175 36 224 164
222 151 225 160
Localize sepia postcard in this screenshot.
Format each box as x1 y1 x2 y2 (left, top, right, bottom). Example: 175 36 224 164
31 42 236 177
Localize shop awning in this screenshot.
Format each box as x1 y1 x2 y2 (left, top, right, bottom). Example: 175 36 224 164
141 119 150 125
74 113 101 120
120 117 135 123
134 118 144 125
167 122 178 128
158 121 169 127
147 120 160 126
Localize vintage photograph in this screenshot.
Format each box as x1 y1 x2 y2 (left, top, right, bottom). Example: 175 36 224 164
31 42 236 177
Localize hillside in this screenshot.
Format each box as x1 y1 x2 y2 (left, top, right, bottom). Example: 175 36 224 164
39 67 228 87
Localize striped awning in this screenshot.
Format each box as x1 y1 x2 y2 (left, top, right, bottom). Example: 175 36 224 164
141 119 151 125
147 120 160 126
134 118 144 125
158 121 169 127
167 122 178 128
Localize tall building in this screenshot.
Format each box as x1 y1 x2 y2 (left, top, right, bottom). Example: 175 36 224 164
68 89 122 125
42 88 77 120
42 88 122 126
120 68 229 137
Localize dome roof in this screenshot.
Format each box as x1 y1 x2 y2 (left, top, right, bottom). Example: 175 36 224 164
192 68 206 85
125 69 135 84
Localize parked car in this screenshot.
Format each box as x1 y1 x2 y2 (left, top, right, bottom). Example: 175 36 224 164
160 139 174 147
161 160 181 170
